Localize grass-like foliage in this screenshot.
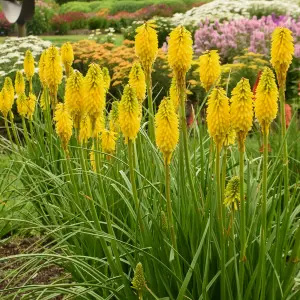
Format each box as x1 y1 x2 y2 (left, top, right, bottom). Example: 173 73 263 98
0 25 300 300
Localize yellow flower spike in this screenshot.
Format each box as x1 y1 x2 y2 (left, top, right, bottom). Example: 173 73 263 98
206 87 231 151
129 62 146 103
254 67 279 134
102 67 111 92
27 93 36 120
199 50 221 92
61 42 74 78
54 103 73 152
16 93 28 117
78 114 92 144
15 71 25 95
45 45 63 105
1 77 15 118
135 21 158 73
39 49 47 87
65 70 85 128
101 129 117 154
84 63 105 130
24 50 35 81
169 77 180 112
109 101 120 133
270 27 294 88
132 262 146 296
224 127 236 147
155 96 179 164
119 84 140 142
168 26 193 83
224 176 240 210
93 112 105 138
230 78 254 151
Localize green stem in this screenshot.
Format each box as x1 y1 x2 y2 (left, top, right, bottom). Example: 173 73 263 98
239 147 246 296
178 78 198 211
216 146 226 299
9 111 22 152
145 71 155 141
232 211 241 300
279 86 289 207
165 159 177 250
21 117 30 146
221 147 227 203
29 78 32 94
259 130 268 300
128 139 144 232
79 143 119 276
4 117 14 151
165 158 182 277
94 138 133 298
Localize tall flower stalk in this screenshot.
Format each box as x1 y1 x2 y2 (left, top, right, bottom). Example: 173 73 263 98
254 67 278 299
168 25 197 206
119 84 143 231
206 87 231 299
199 50 221 92
230 78 254 294
155 96 179 262
61 42 74 78
270 27 294 207
24 50 35 93
135 21 158 141
45 45 63 107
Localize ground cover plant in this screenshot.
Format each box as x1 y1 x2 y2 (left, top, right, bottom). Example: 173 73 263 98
0 20 299 300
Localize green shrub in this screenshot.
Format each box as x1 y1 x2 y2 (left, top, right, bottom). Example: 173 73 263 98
109 1 152 14
26 6 54 35
88 16 109 30
60 2 92 14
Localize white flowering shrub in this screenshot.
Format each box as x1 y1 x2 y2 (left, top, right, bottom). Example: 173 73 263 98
171 0 300 26
88 28 116 44
0 36 51 83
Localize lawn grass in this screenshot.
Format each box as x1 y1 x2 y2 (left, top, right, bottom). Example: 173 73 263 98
0 34 124 47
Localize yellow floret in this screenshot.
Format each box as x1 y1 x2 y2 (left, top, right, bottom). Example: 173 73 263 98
199 50 221 92
155 96 179 164
254 67 278 134
168 26 193 81
206 87 231 150
129 62 146 103
135 21 158 73
119 85 140 142
270 27 294 87
54 103 73 152
230 78 254 150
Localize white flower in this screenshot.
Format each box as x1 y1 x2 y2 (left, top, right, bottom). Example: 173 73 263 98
170 0 300 26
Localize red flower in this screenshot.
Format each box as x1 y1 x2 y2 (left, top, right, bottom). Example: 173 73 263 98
252 70 262 100
285 103 292 128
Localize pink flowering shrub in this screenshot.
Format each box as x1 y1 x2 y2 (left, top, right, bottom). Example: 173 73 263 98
194 15 300 62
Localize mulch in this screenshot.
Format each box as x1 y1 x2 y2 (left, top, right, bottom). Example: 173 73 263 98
0 236 67 299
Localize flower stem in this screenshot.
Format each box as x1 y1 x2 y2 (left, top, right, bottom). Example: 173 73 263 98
9 111 22 152
279 86 289 207
239 147 246 296
165 158 181 277
145 71 155 141
221 147 227 203
259 130 268 299
178 78 198 211
216 145 226 299
4 117 14 151
128 139 144 232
